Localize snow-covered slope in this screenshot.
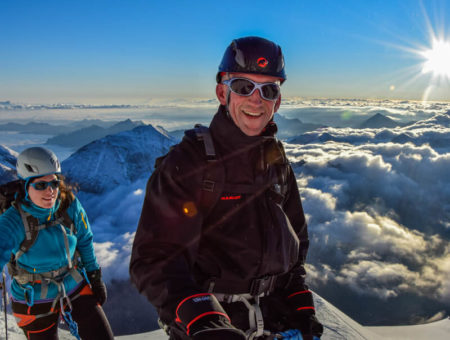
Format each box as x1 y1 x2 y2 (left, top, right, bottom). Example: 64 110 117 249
0 145 18 184
1 293 448 339
113 292 449 339
368 318 450 339
61 125 176 193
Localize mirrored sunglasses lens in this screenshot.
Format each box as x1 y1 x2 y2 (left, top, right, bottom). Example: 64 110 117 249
49 180 60 189
261 84 280 100
33 182 47 190
33 180 59 190
230 79 255 95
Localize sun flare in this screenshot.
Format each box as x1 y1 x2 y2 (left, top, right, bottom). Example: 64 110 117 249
421 38 450 78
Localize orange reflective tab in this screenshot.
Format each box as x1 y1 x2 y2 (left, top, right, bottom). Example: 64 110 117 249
13 313 36 327
79 284 94 296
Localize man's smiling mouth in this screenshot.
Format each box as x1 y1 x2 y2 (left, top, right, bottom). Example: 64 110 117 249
243 110 263 117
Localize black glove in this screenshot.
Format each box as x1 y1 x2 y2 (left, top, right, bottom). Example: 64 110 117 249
86 268 107 305
175 293 246 340
285 290 323 338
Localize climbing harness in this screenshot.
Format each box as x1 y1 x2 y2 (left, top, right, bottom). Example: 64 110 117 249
214 292 288 340
5 199 84 339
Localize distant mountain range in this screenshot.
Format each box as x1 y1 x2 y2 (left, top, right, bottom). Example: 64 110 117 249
46 119 145 148
288 112 447 148
62 124 175 193
274 113 324 139
0 119 120 136
0 122 69 135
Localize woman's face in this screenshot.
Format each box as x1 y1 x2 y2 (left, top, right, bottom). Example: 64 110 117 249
28 174 59 209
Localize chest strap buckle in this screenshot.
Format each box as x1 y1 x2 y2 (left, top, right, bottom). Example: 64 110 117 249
250 275 277 296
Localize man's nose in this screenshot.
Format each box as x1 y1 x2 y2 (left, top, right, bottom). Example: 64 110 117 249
248 87 263 103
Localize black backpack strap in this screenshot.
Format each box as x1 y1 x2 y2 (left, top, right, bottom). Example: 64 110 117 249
13 201 76 262
263 138 291 205
275 139 291 198
194 124 216 160
184 124 225 217
14 202 41 262
54 209 77 235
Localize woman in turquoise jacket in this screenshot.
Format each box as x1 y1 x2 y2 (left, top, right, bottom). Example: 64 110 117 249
0 147 113 340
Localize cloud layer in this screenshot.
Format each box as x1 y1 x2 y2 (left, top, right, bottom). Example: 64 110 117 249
284 112 450 306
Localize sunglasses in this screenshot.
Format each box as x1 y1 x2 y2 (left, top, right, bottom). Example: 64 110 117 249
30 179 60 191
222 77 281 101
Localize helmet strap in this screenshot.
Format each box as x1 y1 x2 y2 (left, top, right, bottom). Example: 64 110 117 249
225 87 232 119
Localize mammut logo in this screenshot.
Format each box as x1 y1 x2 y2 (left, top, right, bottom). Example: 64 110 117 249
193 296 211 303
257 57 268 68
221 195 241 200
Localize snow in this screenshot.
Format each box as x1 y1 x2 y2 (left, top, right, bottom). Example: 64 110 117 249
61 124 175 193
368 318 450 339
1 292 448 339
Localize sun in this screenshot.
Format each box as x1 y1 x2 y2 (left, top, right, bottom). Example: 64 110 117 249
420 38 450 78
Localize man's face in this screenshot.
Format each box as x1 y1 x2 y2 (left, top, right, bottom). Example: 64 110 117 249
216 72 282 136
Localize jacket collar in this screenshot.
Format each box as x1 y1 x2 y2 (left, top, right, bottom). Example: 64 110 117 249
20 197 61 222
209 105 277 153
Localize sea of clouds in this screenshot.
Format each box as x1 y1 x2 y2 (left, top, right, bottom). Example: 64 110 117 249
283 112 450 324
1 99 449 327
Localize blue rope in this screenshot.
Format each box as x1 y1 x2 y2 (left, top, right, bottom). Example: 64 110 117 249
62 310 81 340
279 329 303 340
81 267 91 286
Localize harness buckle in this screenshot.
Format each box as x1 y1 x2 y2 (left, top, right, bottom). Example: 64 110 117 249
250 275 277 296
202 180 215 192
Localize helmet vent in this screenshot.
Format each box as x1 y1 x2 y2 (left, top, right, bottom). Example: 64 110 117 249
232 41 246 68
24 163 38 173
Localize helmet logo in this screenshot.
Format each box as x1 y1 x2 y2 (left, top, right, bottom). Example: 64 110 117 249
257 57 268 68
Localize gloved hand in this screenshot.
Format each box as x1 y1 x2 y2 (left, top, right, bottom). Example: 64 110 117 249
175 293 246 340
285 290 323 338
280 329 321 340
86 268 107 305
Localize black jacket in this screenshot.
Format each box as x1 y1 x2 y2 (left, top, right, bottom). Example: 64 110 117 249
130 106 312 325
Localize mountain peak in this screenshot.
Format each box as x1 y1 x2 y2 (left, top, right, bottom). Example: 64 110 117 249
62 125 175 193
359 112 400 129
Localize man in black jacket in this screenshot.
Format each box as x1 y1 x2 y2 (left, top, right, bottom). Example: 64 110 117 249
130 36 323 340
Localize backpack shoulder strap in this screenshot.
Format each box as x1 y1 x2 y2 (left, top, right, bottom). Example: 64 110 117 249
184 124 225 217
270 139 291 203
13 199 76 262
13 201 41 262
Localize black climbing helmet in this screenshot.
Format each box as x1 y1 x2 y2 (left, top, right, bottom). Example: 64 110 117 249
216 36 286 84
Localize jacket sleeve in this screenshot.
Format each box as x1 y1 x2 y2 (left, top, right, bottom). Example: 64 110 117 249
280 164 310 293
71 197 99 272
0 207 24 269
276 165 323 336
129 139 207 324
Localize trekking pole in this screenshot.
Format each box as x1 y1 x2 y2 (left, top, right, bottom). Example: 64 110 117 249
2 269 8 340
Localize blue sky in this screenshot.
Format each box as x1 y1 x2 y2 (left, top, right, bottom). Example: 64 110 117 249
1 0 449 104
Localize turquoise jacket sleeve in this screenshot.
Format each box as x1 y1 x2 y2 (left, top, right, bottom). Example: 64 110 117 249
0 207 24 270
68 197 99 272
